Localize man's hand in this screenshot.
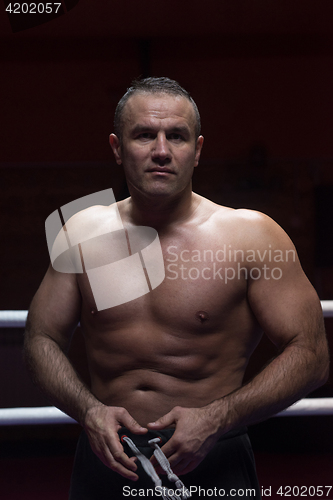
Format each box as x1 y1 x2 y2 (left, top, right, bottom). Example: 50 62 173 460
84 404 148 481
148 404 224 476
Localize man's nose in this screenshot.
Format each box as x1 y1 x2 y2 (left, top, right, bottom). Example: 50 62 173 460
152 134 171 163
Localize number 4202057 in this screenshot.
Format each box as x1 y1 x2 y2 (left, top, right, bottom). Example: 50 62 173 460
6 3 62 14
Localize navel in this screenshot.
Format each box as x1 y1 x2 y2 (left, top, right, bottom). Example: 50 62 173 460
137 384 151 392
196 310 209 323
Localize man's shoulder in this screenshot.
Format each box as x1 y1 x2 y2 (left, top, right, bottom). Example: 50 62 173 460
198 195 270 227
49 203 124 273
64 203 123 244
214 206 273 228
198 196 292 247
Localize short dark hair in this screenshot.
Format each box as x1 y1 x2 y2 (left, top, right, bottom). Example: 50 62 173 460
114 77 201 141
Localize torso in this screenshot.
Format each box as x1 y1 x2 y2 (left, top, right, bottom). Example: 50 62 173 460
76 195 263 425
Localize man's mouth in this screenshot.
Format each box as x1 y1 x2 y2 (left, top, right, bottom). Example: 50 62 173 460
147 167 175 174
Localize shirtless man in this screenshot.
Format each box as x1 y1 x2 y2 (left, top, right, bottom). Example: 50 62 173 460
24 77 329 499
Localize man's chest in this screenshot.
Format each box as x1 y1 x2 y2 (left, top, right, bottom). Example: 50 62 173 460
148 236 249 330
78 224 247 328
77 229 251 334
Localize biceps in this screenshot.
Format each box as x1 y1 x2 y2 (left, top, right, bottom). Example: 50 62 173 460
247 264 323 349
26 265 81 350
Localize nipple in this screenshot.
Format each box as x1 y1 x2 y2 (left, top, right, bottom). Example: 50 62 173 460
196 310 209 323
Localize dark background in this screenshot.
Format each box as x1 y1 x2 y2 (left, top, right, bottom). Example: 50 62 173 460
0 1 333 497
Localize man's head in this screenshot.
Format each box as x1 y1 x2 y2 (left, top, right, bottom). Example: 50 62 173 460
114 77 201 144
110 77 204 202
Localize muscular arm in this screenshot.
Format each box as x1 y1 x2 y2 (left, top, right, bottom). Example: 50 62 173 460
24 265 147 480
224 213 329 418
24 266 96 423
150 212 329 475
220 254 328 430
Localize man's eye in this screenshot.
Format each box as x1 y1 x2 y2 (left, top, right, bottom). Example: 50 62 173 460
169 133 183 141
138 132 152 140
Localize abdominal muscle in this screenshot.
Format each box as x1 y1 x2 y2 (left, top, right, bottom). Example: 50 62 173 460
93 369 241 426
81 319 254 426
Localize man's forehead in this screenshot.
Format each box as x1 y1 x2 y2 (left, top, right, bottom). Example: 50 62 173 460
123 92 196 127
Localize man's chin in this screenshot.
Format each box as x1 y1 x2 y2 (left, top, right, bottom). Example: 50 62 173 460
140 184 177 199
129 181 188 202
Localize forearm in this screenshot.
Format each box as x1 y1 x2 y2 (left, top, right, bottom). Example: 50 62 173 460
24 331 103 426
211 340 329 434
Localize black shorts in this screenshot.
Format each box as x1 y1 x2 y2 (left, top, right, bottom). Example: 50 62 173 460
69 427 261 499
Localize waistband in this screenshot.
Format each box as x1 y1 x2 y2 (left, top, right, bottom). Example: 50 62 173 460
118 426 248 448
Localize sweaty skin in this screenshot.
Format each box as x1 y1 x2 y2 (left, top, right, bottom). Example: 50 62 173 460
24 92 329 482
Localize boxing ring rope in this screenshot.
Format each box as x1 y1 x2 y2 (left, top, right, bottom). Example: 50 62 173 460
0 301 332 426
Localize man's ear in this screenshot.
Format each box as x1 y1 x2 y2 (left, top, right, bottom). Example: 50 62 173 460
109 134 122 165
194 135 204 167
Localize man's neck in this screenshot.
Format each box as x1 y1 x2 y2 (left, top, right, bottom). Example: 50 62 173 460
122 188 201 231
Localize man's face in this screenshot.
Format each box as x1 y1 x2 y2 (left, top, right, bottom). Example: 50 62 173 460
110 93 204 200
